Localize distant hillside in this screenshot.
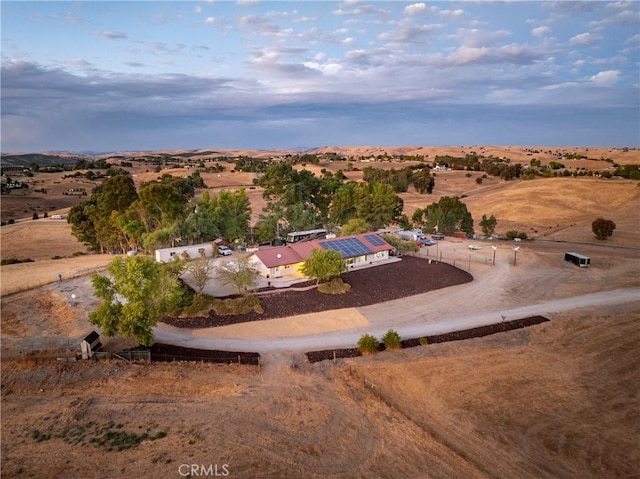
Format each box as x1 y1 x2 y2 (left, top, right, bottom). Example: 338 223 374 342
1 153 85 167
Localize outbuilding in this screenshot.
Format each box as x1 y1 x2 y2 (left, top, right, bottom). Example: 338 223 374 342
79 331 102 360
565 252 591 268
155 241 219 263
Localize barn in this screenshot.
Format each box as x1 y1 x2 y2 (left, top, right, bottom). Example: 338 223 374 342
249 232 393 279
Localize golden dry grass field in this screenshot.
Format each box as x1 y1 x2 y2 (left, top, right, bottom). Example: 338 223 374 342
1 145 639 478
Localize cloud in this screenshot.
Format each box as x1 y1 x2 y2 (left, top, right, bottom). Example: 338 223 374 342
194 5 202 14
532 26 551 38
453 28 512 48
204 17 217 24
569 32 597 45
438 9 465 19
590 70 620 86
98 31 128 40
65 58 93 69
404 3 426 16
378 21 438 45
333 4 390 17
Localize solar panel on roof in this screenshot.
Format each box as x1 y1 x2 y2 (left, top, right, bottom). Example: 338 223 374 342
319 237 373 257
364 234 385 246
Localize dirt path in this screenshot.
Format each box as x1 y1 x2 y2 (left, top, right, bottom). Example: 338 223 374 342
152 287 640 354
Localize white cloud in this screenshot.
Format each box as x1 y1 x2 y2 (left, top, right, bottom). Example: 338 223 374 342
342 37 355 46
448 46 489 64
66 58 93 68
194 5 202 14
532 26 550 38
404 3 426 16
204 17 216 24
438 9 464 19
453 28 511 48
98 31 127 40
303 61 342 75
570 32 597 45
590 70 620 86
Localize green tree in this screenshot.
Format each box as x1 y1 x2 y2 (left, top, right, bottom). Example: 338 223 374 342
412 169 435 194
283 201 323 234
202 189 252 243
301 248 347 285
68 174 138 252
89 255 184 346
137 182 187 231
340 218 370 236
177 205 220 245
216 256 258 295
592 218 616 240
480 214 498 237
413 196 474 235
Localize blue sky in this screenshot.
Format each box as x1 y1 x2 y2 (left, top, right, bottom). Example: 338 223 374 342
2 1 639 152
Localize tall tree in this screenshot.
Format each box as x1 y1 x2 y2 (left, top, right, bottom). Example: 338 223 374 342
68 174 138 252
137 182 187 231
89 255 184 346
480 214 498 237
413 196 474 235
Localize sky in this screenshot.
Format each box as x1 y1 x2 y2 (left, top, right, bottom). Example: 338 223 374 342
1 1 639 152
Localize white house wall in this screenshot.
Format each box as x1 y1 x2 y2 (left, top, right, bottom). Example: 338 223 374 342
155 243 216 263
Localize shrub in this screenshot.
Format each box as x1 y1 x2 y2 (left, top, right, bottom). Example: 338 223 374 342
212 295 262 315
1 257 34 265
32 212 39 220
419 337 429 346
182 293 216 315
382 329 401 350
357 334 379 355
317 278 351 294
505 230 528 240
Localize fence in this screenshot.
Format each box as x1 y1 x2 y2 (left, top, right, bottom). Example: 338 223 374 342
1 337 79 359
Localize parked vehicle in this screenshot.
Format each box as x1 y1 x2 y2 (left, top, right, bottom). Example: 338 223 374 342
431 233 445 240
564 252 590 267
468 244 482 250
218 245 233 256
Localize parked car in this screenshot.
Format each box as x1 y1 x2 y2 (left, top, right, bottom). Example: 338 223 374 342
468 244 482 250
420 238 437 246
218 245 233 256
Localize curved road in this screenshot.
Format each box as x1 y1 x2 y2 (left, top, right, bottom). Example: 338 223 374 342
154 287 639 355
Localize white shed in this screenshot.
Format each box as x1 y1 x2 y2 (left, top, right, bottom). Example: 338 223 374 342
155 242 217 263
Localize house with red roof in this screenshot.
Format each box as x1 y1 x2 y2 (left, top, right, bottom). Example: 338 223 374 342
249 232 393 279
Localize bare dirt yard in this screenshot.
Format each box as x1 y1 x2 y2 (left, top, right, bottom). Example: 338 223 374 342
1 145 639 478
